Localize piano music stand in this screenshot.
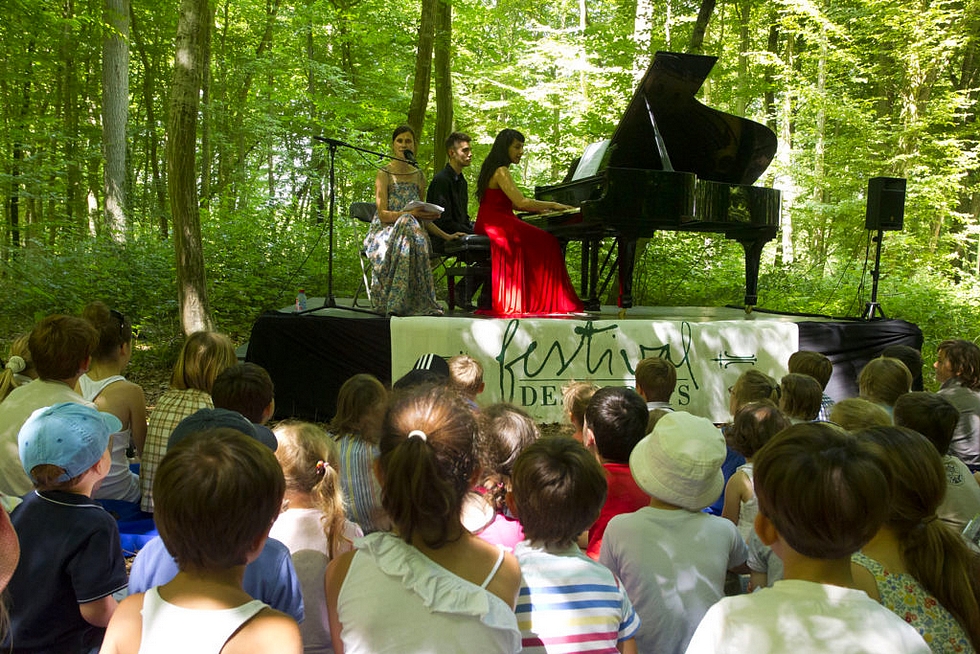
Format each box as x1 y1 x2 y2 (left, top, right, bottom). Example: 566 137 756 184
863 228 887 320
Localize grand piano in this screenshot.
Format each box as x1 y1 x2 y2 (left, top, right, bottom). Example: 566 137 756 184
529 50 780 311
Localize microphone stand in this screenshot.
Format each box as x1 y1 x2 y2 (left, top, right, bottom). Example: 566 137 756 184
310 135 417 315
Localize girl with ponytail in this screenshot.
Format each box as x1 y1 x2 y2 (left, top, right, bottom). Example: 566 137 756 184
852 426 980 652
0 334 34 403
271 420 361 654
326 385 521 653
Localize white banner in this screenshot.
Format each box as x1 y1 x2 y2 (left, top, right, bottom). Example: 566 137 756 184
390 315 799 423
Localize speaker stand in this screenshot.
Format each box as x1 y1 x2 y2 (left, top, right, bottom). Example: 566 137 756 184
863 228 887 320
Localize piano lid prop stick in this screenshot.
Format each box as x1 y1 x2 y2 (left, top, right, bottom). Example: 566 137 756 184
644 94 674 172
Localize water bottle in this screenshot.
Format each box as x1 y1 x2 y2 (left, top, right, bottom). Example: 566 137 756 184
295 288 307 312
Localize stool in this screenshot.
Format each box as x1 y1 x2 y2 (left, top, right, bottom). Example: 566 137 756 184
444 235 491 311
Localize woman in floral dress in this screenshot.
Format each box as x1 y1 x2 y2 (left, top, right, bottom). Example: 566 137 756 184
364 125 456 316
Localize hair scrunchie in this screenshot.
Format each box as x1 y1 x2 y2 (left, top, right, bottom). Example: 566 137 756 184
5 356 25 374
408 429 428 442
315 460 327 476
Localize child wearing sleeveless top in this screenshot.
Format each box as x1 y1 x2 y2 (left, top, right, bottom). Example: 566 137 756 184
78 301 146 508
326 385 522 653
100 428 301 654
721 400 791 544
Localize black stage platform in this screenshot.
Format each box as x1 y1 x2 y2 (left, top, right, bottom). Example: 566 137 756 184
246 299 922 424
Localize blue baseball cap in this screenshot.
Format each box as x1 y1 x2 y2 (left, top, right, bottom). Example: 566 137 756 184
19 402 122 483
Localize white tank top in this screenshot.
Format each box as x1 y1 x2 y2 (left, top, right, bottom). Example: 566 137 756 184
137 586 268 654
79 374 141 502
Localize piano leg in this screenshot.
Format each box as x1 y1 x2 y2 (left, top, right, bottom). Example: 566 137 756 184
576 238 601 312
736 228 776 309
617 236 637 310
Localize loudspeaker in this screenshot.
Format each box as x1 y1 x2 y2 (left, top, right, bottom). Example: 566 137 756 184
865 177 906 231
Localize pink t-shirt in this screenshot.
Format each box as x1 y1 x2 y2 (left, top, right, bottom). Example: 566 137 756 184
478 512 525 551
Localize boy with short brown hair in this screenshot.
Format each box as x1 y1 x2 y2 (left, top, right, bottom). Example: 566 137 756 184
684 422 929 653
510 437 639 653
101 428 302 654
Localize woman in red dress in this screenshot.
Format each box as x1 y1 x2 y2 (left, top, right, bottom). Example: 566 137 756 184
474 129 584 317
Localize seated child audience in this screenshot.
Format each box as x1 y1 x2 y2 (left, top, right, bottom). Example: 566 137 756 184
787 350 834 420
778 373 822 423
583 386 650 559
140 330 237 511
883 344 925 391
599 411 748 654
270 420 362 654
326 385 522 653
893 391 980 532
634 356 676 413
707 368 781 516
211 362 278 450
510 436 640 653
101 428 302 654
392 353 451 390
561 380 598 443
328 373 390 534
851 426 980 651
0 333 35 403
0 314 98 497
78 301 146 508
129 409 305 622
2 403 128 653
829 396 892 430
462 403 539 549
721 400 791 544
448 353 484 410
935 339 980 471
859 356 913 417
684 421 929 653
746 529 783 590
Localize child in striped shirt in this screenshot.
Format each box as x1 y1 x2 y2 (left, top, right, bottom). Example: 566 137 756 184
510 437 640 653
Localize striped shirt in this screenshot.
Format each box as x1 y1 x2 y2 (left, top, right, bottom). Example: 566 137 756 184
333 432 389 534
515 541 640 653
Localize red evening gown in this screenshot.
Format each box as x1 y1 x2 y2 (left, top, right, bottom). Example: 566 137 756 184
475 188 584 316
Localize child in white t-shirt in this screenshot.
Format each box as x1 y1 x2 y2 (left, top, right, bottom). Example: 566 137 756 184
685 422 929 654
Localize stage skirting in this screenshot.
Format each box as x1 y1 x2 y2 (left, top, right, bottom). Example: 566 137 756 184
246 305 922 424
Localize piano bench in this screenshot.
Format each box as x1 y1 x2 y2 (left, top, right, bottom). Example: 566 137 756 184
444 235 491 311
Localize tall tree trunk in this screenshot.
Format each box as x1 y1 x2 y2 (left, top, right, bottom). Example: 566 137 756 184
432 0 452 171
168 0 213 334
407 0 438 136
633 0 655 79
130 7 168 237
734 0 750 115
778 29 795 265
102 0 130 242
7 49 33 254
690 0 716 54
200 0 214 208
813 28 827 269
306 0 325 224
63 0 86 234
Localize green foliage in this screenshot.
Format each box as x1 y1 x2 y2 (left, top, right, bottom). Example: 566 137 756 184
1 0 979 375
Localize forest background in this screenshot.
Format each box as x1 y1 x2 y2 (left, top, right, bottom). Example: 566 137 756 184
1 0 979 396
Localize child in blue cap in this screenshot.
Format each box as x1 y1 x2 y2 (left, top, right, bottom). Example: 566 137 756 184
2 402 128 654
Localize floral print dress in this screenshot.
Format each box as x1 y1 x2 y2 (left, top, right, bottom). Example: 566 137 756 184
851 551 972 653
363 172 441 316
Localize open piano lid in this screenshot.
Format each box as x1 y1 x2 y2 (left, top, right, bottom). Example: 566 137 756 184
604 51 777 186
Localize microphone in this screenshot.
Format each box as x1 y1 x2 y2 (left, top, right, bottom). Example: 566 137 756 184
403 150 418 167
